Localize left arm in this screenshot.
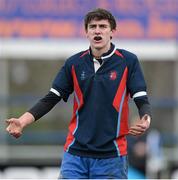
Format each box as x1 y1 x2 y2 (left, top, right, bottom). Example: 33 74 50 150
125 51 152 136
129 94 152 136
129 114 151 136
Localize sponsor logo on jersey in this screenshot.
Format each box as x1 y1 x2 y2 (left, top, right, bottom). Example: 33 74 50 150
80 71 86 80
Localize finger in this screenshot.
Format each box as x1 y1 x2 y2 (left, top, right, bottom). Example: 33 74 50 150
141 115 151 125
130 125 144 129
12 132 22 138
142 114 149 121
6 119 11 124
6 125 12 132
136 124 147 129
129 126 146 132
137 120 150 129
128 130 136 136
133 122 148 129
129 129 143 134
9 130 22 138
129 130 138 136
6 127 10 132
129 127 145 135
129 130 143 136
6 119 15 124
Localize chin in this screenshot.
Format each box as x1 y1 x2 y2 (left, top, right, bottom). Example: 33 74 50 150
93 44 103 50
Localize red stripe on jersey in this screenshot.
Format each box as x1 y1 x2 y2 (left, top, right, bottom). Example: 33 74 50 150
119 93 129 136
80 50 89 58
64 131 74 151
115 50 124 58
64 66 84 151
72 65 84 108
115 136 127 155
64 97 78 151
113 67 128 112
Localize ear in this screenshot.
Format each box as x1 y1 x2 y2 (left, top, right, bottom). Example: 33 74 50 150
85 30 89 38
111 29 116 37
110 29 116 39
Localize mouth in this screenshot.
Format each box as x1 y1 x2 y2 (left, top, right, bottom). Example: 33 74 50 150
94 36 102 41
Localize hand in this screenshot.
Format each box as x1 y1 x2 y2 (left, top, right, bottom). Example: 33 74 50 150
128 114 151 136
6 118 23 138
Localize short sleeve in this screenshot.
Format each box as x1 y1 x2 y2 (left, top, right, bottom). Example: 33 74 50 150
127 55 147 98
51 61 73 102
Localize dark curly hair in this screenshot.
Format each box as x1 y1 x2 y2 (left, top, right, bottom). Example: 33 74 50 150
84 8 117 31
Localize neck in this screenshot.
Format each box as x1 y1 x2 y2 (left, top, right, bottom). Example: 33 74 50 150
91 43 111 59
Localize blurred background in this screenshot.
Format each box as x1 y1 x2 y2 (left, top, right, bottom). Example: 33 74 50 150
0 0 177 179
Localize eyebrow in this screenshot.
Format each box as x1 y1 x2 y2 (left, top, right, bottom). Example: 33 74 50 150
88 24 109 27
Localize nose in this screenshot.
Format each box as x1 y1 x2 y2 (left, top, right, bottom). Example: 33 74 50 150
94 26 101 34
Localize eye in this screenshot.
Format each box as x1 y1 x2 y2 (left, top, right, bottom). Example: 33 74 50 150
88 24 96 29
99 24 108 29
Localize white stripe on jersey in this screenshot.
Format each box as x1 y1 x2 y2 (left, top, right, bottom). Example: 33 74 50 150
50 88 61 97
101 46 117 59
133 91 147 99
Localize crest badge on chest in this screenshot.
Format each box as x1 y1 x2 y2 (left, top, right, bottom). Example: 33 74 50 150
109 71 117 80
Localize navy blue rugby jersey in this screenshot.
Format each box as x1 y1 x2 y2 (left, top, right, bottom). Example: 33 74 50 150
50 44 147 158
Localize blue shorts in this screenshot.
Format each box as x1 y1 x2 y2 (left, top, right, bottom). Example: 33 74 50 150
60 152 128 179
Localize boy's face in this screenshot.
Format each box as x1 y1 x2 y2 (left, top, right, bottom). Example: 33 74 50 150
86 19 115 51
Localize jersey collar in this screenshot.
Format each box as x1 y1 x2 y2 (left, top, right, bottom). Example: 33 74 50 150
89 43 116 60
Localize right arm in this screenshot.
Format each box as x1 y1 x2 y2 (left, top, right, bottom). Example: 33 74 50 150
6 112 35 138
6 57 74 138
6 92 61 138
